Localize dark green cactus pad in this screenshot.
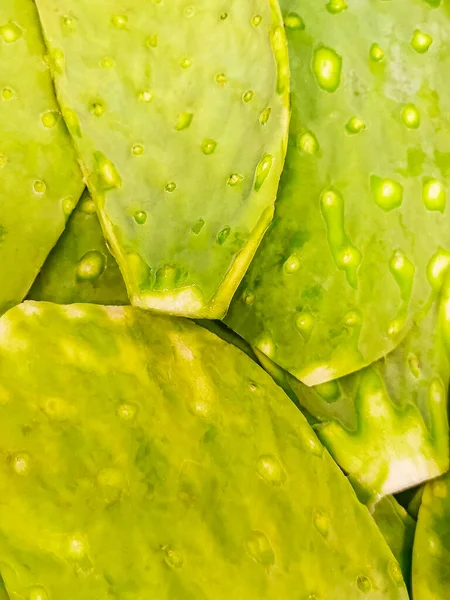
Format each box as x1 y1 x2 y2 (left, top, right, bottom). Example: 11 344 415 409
256 274 450 497
411 266 450 598
0 0 83 316
226 0 450 385
0 302 407 599
33 0 290 318
396 485 424 520
370 496 416 592
28 190 128 305
413 475 450 599
0 577 8 600
406 486 425 520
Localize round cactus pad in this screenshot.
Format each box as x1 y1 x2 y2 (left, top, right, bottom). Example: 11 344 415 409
34 0 290 318
226 0 450 385
0 302 407 599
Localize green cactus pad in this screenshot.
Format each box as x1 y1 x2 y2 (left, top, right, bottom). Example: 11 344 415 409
0 301 407 599
29 190 128 305
225 0 450 385
0 577 8 600
411 270 450 598
0 0 83 316
370 496 416 592
413 475 450 599
396 485 425 521
33 0 290 319
408 486 425 520
256 274 450 497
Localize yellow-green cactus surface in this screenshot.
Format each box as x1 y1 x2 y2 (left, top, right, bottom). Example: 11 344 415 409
0 302 408 599
0 0 84 315
226 0 450 385
34 0 290 318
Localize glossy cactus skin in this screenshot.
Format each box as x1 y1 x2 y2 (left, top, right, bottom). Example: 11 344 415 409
257 275 450 497
225 0 450 385
0 0 83 316
0 302 407 599
413 474 450 599
33 0 290 319
29 190 128 305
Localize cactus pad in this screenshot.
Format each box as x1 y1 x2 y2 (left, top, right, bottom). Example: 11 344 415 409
29 190 128 305
0 577 7 600
405 486 425 520
411 263 450 597
413 474 450 599
0 0 83 315
257 274 450 497
0 302 407 599
370 496 416 592
33 0 290 318
226 0 450 384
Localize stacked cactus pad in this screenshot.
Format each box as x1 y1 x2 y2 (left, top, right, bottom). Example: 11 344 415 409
0 0 449 597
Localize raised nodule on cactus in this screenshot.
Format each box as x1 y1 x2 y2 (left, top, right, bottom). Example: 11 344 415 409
0 302 407 599
257 274 450 497
0 0 84 316
33 0 290 319
413 474 450 599
29 190 129 305
225 0 450 385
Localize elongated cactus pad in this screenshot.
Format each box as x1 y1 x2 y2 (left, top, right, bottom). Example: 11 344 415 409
413 474 450 599
0 302 407 599
29 190 128 305
33 0 290 319
0 0 83 316
370 496 416 592
257 275 450 497
411 264 450 598
406 486 425 520
226 0 450 385
0 577 8 600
